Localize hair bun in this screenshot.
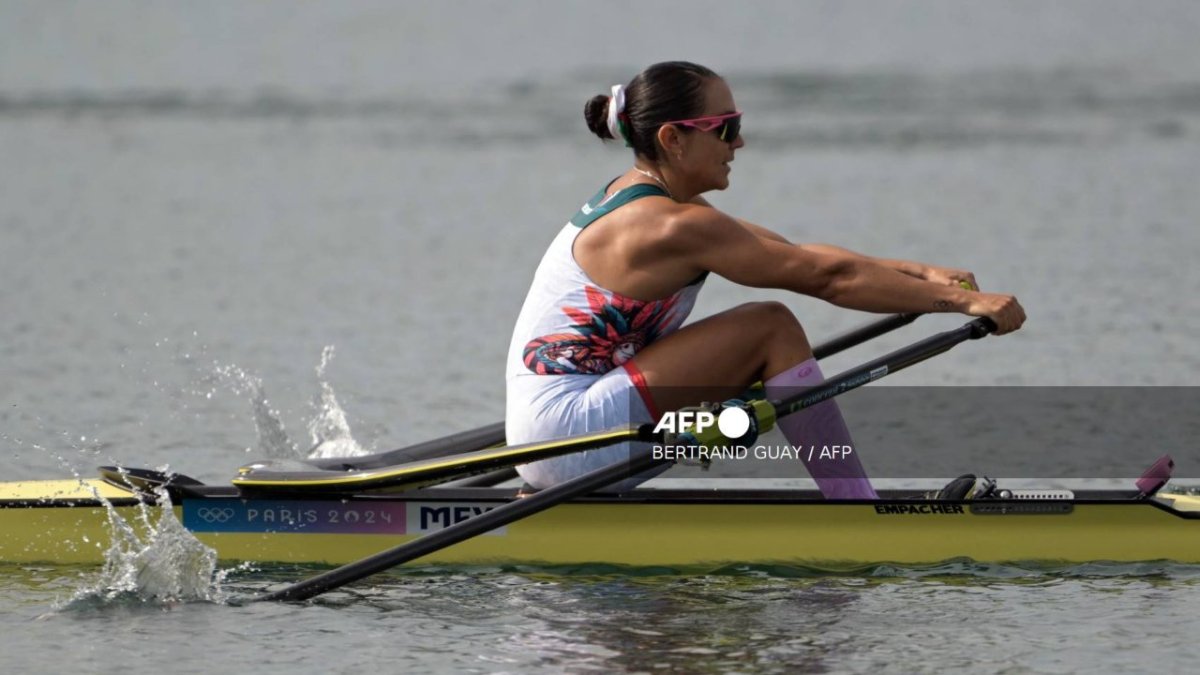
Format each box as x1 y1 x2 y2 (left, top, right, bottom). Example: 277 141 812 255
584 94 615 140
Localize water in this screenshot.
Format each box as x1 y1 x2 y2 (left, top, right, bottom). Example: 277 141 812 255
71 485 220 606
5 564 1200 674
3 1 1200 672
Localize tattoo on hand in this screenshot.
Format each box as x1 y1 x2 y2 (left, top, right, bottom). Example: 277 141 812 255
933 300 953 310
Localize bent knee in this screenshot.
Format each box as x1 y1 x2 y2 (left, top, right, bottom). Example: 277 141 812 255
730 301 810 346
734 301 804 330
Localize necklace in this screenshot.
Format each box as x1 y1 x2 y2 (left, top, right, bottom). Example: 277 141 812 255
632 166 673 199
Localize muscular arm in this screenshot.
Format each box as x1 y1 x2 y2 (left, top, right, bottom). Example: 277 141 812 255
691 197 930 277
797 243 927 279
659 204 1023 332
688 196 966 286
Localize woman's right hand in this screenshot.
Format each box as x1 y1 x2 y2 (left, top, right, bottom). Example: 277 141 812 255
965 293 1026 335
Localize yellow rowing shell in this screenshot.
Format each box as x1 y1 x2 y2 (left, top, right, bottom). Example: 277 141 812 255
4 478 1200 568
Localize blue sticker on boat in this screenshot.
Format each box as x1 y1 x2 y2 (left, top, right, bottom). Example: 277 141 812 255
183 498 408 534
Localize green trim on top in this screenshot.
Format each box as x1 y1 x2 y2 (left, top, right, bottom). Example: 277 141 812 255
569 183 670 229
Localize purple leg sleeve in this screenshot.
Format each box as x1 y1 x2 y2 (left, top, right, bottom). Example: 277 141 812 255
764 358 878 499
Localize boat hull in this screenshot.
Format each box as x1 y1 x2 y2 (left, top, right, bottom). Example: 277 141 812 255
4 479 1200 568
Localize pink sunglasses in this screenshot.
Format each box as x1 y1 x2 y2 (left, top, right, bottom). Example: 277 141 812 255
664 111 742 142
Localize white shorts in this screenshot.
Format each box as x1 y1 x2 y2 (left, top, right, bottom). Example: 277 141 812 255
506 363 667 492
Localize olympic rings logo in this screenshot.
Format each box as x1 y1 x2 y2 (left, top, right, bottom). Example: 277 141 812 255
195 507 236 523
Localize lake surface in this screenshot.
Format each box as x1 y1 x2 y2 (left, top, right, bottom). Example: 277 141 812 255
3 1 1200 672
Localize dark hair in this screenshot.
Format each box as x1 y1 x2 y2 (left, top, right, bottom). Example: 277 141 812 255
584 61 719 160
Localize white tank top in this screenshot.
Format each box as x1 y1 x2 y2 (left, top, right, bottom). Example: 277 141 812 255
505 183 706 385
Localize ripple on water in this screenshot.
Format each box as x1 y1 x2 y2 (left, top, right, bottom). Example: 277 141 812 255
4 558 1200 673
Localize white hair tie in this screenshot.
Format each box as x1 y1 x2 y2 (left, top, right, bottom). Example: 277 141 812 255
606 84 627 142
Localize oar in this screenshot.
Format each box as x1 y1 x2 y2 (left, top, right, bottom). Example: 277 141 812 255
306 313 921 473
437 312 919 488
254 316 993 603
234 426 655 494
811 312 917 360
234 313 926 495
776 316 992 418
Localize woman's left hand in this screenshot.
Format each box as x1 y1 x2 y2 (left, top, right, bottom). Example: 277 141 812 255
923 265 979 291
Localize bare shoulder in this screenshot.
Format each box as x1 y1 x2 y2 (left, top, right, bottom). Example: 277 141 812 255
648 201 755 254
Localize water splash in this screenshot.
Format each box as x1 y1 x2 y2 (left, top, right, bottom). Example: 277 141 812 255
3 426 218 604
212 363 299 459
207 350 368 460
66 472 220 606
306 345 368 459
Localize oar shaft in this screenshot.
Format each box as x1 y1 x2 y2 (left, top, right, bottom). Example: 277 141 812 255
256 444 665 603
774 318 995 418
812 313 919 360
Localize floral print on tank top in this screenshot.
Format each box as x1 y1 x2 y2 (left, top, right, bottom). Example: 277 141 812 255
522 286 681 375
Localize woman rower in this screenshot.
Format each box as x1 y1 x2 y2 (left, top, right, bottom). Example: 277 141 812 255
504 61 1025 497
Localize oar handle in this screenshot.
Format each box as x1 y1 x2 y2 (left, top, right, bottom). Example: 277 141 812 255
968 316 998 337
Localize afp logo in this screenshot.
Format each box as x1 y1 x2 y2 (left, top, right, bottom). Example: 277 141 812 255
652 406 752 440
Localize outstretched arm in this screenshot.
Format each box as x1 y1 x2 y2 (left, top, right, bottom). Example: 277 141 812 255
688 197 979 290
660 204 1024 333
797 243 979 291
